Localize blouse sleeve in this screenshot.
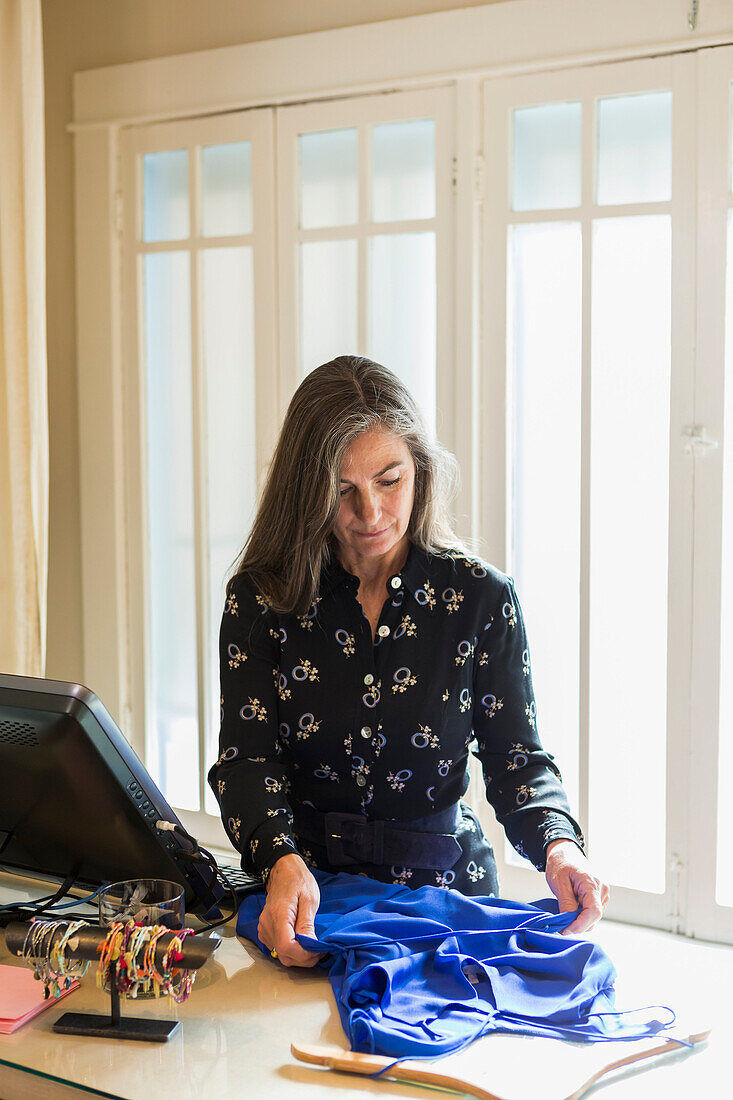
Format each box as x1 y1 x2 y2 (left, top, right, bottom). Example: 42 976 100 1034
471 576 585 872
206 573 301 881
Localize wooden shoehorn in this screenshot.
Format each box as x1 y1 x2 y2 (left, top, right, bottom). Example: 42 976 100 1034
292 1029 711 1100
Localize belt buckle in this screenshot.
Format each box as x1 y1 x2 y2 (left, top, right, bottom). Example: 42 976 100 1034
324 811 369 866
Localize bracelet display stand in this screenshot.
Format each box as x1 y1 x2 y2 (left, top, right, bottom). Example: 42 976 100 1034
4 921 220 1043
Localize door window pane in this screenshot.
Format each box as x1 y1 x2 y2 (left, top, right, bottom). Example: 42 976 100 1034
717 210 733 908
143 252 198 810
299 128 358 229
588 215 671 893
512 102 582 211
201 142 253 237
596 92 672 206
372 119 435 222
368 232 436 431
143 150 189 241
201 247 257 815
508 222 583 824
300 239 358 373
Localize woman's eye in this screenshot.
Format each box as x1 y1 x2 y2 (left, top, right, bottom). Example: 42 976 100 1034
339 478 399 496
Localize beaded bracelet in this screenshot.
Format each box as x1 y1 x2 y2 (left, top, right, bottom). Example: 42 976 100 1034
96 920 125 987
21 919 91 999
96 921 197 1004
21 919 58 996
141 924 170 998
160 928 195 1004
50 920 91 996
22 919 61 997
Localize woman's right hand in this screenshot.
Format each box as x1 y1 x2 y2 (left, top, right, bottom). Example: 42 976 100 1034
257 852 325 967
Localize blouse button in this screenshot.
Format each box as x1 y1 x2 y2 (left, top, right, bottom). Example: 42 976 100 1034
356 775 367 787
377 625 390 638
390 577 402 589
363 673 374 686
360 725 372 738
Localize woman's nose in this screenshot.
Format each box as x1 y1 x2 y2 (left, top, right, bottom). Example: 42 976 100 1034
356 491 380 524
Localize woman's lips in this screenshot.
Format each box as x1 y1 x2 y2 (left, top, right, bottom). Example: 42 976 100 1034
356 527 388 538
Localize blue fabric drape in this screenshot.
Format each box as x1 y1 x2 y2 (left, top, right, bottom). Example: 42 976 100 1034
236 870 675 1058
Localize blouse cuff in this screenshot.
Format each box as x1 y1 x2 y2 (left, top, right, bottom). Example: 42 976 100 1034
247 816 301 880
508 809 585 872
538 812 585 872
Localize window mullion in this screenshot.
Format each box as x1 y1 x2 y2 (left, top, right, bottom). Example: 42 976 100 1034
189 145 211 815
578 94 594 857
358 122 369 352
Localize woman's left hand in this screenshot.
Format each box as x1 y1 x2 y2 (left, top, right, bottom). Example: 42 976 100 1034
544 839 610 936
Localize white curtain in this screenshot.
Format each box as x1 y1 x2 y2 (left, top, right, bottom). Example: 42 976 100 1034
0 0 48 676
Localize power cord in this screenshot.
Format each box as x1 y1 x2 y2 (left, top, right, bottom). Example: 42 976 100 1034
0 871 78 927
155 820 240 935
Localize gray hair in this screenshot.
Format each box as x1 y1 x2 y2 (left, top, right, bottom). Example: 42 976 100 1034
228 355 476 615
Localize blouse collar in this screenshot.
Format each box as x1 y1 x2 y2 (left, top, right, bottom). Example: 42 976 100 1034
319 540 435 599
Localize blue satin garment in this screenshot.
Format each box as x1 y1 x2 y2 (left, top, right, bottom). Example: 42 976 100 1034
236 869 676 1059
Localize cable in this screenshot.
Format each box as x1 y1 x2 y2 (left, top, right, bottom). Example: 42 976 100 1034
44 882 109 911
159 820 240 934
171 844 240 934
0 892 56 912
0 871 77 927
0 880 108 916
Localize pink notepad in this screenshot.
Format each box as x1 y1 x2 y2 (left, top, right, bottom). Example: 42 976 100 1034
0 964 79 1033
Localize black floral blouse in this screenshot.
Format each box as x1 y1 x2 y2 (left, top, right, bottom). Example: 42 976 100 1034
208 543 585 894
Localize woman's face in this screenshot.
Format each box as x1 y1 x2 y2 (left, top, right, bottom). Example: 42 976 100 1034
333 429 416 562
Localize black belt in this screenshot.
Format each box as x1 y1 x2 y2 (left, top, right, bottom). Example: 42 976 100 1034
291 802 463 870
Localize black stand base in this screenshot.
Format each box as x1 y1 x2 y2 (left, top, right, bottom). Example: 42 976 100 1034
53 1011 179 1042
52 960 180 1042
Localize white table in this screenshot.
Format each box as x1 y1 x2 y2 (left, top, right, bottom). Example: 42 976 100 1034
1 871 730 1100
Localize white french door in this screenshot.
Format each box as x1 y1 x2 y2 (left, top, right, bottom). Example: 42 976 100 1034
119 86 456 851
475 49 733 944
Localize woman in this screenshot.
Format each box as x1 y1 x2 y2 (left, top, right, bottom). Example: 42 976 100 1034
209 355 609 968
